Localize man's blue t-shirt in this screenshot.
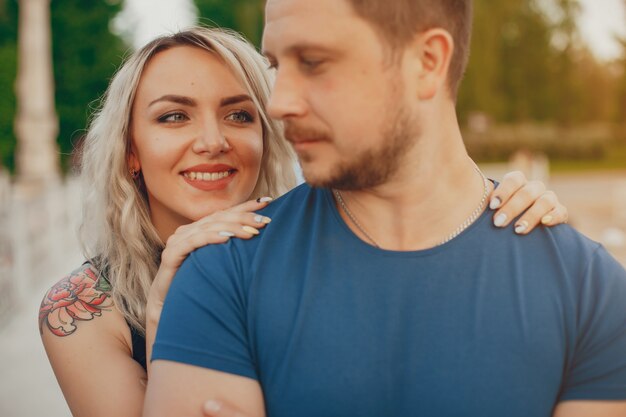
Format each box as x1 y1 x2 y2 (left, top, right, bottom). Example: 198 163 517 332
153 184 626 417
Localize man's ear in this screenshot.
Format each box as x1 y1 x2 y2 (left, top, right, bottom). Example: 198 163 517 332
407 28 454 100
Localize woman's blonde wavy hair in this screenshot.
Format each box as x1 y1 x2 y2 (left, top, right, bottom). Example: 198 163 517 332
79 27 297 335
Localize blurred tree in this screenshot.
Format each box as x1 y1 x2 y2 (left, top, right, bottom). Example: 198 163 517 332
0 0 18 170
459 0 558 123
456 0 619 126
195 0 264 46
615 2 626 129
496 0 556 122
50 0 125 171
549 0 585 125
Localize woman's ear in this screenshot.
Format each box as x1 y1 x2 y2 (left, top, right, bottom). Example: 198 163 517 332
408 28 454 100
128 144 141 175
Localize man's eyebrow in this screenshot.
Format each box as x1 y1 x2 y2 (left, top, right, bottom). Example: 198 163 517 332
263 43 333 59
148 95 196 107
220 94 253 107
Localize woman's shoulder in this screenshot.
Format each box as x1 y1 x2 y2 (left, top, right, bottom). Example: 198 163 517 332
39 262 118 337
39 263 148 416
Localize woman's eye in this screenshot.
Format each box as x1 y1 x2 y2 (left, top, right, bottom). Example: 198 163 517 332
226 110 254 124
157 112 188 123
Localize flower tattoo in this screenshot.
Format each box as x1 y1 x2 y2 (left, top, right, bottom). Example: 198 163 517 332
39 266 113 336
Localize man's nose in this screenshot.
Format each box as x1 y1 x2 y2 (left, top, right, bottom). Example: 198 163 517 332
267 69 308 120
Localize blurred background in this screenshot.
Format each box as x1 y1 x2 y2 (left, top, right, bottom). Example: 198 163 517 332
0 0 624 415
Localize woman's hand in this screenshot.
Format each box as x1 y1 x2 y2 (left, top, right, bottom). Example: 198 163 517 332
490 171 568 234
145 197 273 374
149 197 273 312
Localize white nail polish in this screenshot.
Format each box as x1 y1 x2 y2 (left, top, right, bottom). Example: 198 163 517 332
489 197 502 210
254 215 272 224
494 213 507 227
243 225 260 235
204 400 222 412
219 231 235 237
541 215 553 225
515 222 527 234
258 196 273 203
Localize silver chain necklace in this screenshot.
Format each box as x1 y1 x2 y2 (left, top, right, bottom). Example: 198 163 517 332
333 167 490 248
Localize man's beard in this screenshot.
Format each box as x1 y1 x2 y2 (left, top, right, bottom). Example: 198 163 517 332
286 86 419 191
323 104 418 190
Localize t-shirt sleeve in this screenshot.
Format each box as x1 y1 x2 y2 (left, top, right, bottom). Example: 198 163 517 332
151 243 257 380
560 246 626 401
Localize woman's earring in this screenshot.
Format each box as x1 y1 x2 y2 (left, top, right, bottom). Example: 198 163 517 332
130 168 140 179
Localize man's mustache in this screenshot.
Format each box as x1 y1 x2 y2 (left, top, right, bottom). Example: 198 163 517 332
283 122 332 143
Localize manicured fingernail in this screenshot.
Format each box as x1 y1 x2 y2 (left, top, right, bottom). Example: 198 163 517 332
489 197 501 210
243 225 260 235
254 215 272 224
515 221 528 234
219 231 235 237
257 197 273 203
541 215 553 225
204 400 222 413
494 213 507 227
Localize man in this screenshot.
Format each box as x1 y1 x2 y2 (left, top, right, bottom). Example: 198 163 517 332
144 0 626 416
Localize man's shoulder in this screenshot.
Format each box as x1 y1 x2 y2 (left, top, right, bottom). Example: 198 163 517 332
481 217 602 261
540 223 602 254
258 183 320 216
501 221 625 283
189 184 325 267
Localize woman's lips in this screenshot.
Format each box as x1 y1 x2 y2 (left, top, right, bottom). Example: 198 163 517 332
180 164 237 191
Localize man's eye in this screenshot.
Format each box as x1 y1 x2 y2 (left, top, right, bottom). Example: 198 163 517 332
226 110 254 124
300 58 323 70
157 112 188 123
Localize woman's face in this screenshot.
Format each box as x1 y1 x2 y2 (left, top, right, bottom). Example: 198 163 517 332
130 45 264 240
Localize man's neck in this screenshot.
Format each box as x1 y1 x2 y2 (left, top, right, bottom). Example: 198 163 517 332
334 127 493 251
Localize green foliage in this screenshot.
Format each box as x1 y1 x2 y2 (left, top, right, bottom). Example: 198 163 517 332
458 0 620 127
615 38 626 129
195 0 264 46
0 0 17 170
50 0 125 170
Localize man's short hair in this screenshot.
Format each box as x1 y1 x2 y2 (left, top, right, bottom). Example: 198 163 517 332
347 0 472 98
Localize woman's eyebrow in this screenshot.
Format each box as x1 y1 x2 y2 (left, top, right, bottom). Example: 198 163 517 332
220 94 253 107
148 95 196 107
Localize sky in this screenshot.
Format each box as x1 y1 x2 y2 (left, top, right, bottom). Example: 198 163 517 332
577 0 626 60
120 0 626 61
113 0 197 49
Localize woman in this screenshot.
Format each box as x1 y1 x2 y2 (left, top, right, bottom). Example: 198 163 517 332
39 27 566 417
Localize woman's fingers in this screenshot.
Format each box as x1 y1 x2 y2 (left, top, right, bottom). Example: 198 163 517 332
511 191 569 235
227 197 273 213
161 218 270 266
508 191 559 234
538 199 569 226
198 212 272 233
492 179 546 228
159 201 274 274
489 171 527 211
171 212 271 247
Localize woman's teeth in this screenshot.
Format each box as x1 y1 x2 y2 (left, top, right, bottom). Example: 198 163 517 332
183 171 232 181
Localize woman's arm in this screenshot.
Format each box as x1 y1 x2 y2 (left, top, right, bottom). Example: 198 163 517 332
145 197 274 377
40 265 147 417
